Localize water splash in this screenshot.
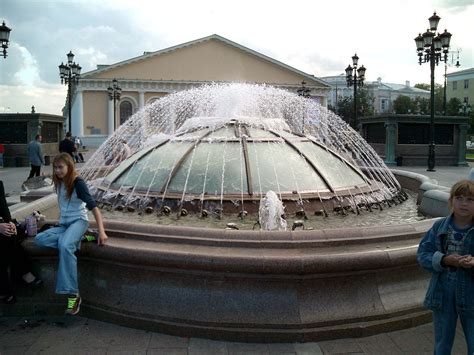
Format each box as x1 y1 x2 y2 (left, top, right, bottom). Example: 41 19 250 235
259 191 287 231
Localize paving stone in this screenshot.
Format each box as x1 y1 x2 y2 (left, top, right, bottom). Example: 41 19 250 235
317 338 364 354
355 333 402 355
188 337 228 354
293 342 323 355
148 332 189 349
147 349 188 355
72 318 152 350
227 341 270 354
387 327 433 352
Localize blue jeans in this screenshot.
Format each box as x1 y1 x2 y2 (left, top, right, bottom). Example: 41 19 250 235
433 272 474 355
35 219 88 295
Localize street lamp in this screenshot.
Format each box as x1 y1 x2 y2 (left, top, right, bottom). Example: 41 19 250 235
59 51 81 134
345 54 366 130
443 48 461 115
0 21 12 59
108 78 122 131
297 81 311 133
414 12 452 171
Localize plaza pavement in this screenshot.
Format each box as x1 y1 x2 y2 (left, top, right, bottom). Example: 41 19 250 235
0 159 472 354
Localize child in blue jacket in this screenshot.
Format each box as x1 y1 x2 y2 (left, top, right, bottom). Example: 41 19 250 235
35 153 108 315
417 179 474 354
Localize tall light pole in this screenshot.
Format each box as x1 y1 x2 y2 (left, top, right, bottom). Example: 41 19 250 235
108 78 122 131
59 51 81 134
443 49 460 115
0 21 12 58
345 54 366 130
415 12 452 171
297 80 311 134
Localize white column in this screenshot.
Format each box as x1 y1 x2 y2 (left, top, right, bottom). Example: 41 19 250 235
108 98 114 136
71 90 84 137
139 91 145 109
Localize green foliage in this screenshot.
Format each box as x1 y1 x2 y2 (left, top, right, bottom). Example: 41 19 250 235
413 83 444 114
446 97 462 116
393 95 415 114
336 88 374 128
414 97 429 114
414 83 430 90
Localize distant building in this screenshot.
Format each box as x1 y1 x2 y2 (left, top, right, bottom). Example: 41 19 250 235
447 67 474 115
67 34 331 147
321 76 430 115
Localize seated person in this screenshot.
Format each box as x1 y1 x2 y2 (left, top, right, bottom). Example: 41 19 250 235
0 180 42 304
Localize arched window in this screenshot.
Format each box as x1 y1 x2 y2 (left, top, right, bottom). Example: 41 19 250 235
119 101 133 125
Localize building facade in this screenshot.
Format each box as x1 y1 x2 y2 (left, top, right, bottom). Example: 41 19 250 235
69 34 331 147
322 76 430 115
447 67 474 115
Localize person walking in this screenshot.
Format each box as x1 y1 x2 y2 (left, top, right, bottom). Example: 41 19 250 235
0 180 42 304
34 153 108 315
417 179 474 354
59 132 76 159
27 134 44 179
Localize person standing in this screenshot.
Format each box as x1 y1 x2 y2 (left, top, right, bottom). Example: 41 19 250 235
417 179 474 354
35 153 108 315
59 132 76 159
27 134 44 179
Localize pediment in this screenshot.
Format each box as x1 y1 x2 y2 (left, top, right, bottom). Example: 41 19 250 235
82 35 329 88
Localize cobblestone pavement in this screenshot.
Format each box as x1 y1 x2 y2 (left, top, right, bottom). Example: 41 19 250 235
0 315 468 354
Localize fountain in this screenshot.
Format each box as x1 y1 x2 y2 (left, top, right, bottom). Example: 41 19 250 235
10 84 440 342
81 84 409 227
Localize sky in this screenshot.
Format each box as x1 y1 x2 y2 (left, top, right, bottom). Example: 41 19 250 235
0 0 473 115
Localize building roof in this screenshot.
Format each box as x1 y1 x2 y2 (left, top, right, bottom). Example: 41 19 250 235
446 67 474 78
82 34 330 88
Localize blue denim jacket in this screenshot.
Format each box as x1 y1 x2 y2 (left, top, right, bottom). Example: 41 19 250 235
417 215 474 316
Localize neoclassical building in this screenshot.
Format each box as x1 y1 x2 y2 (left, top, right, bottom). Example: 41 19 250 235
322 75 430 114
70 34 331 147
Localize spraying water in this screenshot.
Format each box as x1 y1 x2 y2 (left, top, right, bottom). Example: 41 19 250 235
83 83 406 226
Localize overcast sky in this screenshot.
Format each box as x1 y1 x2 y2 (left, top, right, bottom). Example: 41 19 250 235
0 0 473 115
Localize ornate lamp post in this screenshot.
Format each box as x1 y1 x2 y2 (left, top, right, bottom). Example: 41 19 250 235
108 78 122 131
0 21 12 58
443 49 461 115
297 80 311 133
415 12 452 171
59 51 81 134
345 54 366 130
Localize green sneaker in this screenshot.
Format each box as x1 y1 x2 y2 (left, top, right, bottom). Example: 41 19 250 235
82 230 98 242
82 234 96 242
65 295 81 315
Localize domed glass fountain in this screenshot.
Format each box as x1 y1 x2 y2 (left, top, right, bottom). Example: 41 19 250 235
82 83 409 228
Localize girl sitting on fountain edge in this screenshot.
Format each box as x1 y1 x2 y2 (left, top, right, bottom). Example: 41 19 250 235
35 153 108 315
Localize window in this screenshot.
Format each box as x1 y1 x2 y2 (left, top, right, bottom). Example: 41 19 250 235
119 101 133 125
453 81 457 90
381 99 386 111
465 80 469 89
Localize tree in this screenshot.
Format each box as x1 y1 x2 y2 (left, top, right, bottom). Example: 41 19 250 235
446 97 462 116
414 83 430 91
414 97 429 114
336 88 374 128
393 95 416 114
413 83 444 114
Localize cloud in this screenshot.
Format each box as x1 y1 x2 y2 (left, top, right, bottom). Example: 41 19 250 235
1 0 473 115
